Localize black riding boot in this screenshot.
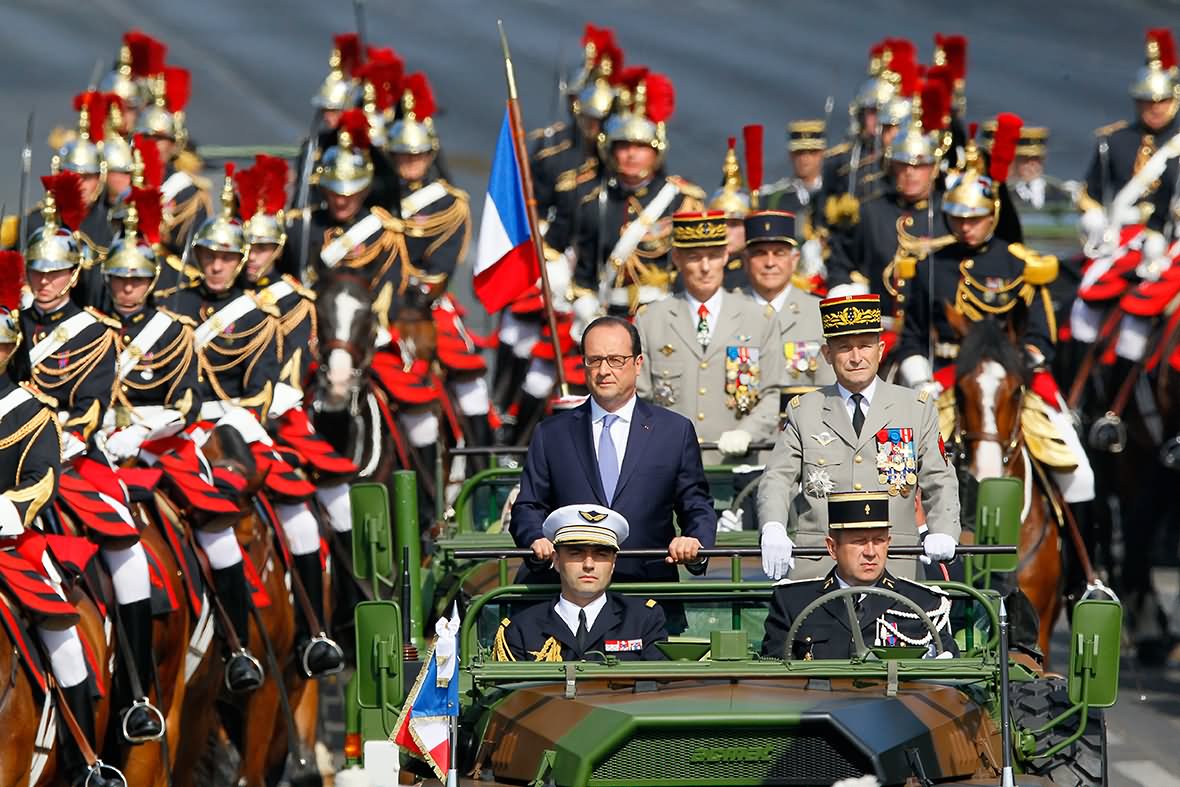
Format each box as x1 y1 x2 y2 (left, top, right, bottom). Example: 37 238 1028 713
211 563 265 693
511 393 548 446
116 600 164 743
293 552 344 677
332 530 361 637
490 343 521 412
59 682 123 787
414 443 439 531
465 413 494 475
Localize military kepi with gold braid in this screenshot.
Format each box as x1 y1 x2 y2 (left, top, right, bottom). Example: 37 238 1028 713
672 210 727 249
827 491 891 530
820 294 883 338
541 504 630 550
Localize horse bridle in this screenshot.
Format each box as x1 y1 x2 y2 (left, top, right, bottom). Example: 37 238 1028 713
950 384 1027 469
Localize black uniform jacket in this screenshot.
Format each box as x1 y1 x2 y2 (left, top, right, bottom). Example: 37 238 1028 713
0 376 61 527
494 591 668 662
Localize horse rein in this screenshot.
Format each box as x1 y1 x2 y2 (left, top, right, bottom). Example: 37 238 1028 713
951 384 1027 468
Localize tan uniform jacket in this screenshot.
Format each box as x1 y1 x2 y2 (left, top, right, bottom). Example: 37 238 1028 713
747 286 836 396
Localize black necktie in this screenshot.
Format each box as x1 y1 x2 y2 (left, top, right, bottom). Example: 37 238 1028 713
576 609 589 652
850 392 865 436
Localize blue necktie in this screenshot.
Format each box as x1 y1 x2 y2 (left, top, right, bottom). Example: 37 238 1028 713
598 414 620 502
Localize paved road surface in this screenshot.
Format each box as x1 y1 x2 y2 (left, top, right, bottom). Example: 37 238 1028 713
3 3 1180 783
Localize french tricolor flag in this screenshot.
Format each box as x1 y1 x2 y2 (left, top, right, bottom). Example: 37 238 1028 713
392 609 461 781
473 108 540 312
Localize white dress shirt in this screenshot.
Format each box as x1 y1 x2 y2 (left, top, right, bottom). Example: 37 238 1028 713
836 377 878 427
752 285 792 313
554 592 609 636
589 394 635 473
685 289 724 344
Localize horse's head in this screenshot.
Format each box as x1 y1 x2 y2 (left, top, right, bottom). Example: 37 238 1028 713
948 305 1030 481
393 271 444 363
315 270 377 412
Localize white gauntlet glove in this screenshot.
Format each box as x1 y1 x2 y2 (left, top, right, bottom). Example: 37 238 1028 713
717 429 752 457
717 508 744 533
104 424 150 460
920 532 957 564
60 431 87 461
760 522 795 580
269 382 305 418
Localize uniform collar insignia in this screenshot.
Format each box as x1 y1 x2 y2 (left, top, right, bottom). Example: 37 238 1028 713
812 431 836 446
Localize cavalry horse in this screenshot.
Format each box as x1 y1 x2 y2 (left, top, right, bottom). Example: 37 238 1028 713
940 309 1064 659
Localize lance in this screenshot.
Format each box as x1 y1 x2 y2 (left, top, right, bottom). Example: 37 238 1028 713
498 20 567 395
17 111 35 254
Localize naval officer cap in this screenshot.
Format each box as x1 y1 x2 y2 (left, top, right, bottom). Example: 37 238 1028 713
542 504 630 550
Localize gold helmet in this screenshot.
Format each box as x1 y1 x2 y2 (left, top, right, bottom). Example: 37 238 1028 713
99 94 135 175
572 32 621 120
708 137 750 219
885 78 951 167
58 92 106 178
943 113 1022 220
567 24 618 96
135 66 189 145
356 50 403 151
600 68 675 168
103 187 162 297
0 251 24 351
235 155 289 253
191 164 247 264
119 30 168 110
317 110 374 196
388 72 439 155
1130 28 1179 102
26 173 85 274
312 33 362 110
100 39 140 110
853 38 915 112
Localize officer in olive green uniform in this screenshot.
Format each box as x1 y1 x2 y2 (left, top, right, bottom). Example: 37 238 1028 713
756 294 960 581
635 212 784 463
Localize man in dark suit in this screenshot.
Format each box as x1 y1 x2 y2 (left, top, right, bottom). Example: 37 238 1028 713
494 505 668 662
510 315 718 583
761 491 957 661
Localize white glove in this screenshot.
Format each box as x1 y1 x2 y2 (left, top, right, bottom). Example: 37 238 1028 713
138 407 183 432
717 429 752 457
104 424 150 460
1078 207 1106 251
898 355 933 388
570 294 601 343
916 380 943 400
269 382 305 418
717 508 743 533
920 532 957 564
216 406 273 446
760 522 795 580
61 431 87 460
799 238 826 279
0 495 24 537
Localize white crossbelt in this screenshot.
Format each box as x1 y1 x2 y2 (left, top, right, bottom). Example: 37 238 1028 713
262 279 295 303
29 311 98 368
0 385 33 422
401 182 448 218
161 171 194 204
321 213 384 268
604 180 680 275
115 311 174 381
193 294 257 349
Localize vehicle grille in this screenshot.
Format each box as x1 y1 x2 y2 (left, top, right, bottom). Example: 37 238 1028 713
588 726 872 786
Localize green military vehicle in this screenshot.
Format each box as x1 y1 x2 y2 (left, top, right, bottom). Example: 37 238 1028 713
340 473 1120 787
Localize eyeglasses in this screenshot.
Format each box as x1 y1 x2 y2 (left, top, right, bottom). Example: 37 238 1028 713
582 354 636 369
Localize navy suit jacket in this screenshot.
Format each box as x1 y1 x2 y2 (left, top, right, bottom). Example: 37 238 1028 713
510 398 717 581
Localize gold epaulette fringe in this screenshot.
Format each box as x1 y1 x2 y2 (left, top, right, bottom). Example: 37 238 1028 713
529 636 564 662
491 621 516 662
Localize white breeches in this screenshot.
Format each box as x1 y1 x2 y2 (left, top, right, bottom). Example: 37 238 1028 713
451 377 490 417
101 543 152 605
499 313 541 359
274 501 321 556
38 626 88 688
399 409 439 448
1043 404 1096 503
522 358 556 399
315 484 353 533
194 527 243 570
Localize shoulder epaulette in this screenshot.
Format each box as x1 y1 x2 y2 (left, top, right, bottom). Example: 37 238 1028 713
555 168 579 193
824 141 851 158
534 138 572 160
248 292 281 317
280 274 317 301
580 184 603 205
18 382 57 408
1009 242 1059 286
84 307 121 329
439 179 470 203
370 206 403 232
645 598 657 608
789 394 802 409
1093 120 1129 137
156 307 197 327
918 388 930 403
667 175 706 200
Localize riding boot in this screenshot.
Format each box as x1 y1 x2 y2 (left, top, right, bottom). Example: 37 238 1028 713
59 682 122 787
415 443 439 531
332 530 361 640
465 414 494 475
511 393 548 446
293 552 344 677
117 600 164 743
490 343 520 412
211 564 265 693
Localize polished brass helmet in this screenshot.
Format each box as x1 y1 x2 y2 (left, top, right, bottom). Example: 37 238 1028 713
134 75 176 139
362 82 390 149
572 44 619 121
708 140 750 219
243 211 286 250
99 43 141 110
388 74 438 155
944 138 996 220
885 88 948 167
878 95 913 128
192 167 247 260
102 133 135 175
600 71 673 170
103 202 160 284
1130 29 1179 102
313 45 361 110
317 130 374 196
26 192 82 273
58 103 105 177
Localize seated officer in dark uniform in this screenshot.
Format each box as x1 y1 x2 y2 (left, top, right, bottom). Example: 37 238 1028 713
493 504 668 662
761 491 956 660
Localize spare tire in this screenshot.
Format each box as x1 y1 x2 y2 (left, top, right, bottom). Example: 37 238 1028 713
1010 676 1107 786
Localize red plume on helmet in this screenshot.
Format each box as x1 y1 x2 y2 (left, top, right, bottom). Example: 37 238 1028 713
644 73 675 123
133 133 164 189
895 55 920 98
164 66 191 113
613 65 649 89
1147 28 1178 70
989 113 1023 183
924 65 956 109
126 30 167 78
73 91 109 142
41 172 86 231
920 78 950 131
256 155 289 215
581 23 608 50
129 187 163 245
0 252 25 314
234 165 262 221
337 109 371 149
742 124 764 194
935 34 968 82
883 38 916 73
403 73 436 120
359 56 404 113
333 33 363 77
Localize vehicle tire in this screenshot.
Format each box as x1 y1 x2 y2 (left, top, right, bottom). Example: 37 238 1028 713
1010 676 1107 786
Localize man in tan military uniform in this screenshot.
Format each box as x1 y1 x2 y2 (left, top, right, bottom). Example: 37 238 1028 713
756 294 959 580
635 212 783 463
741 210 833 415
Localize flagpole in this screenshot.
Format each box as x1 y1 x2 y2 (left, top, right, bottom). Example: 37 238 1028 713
498 19 568 396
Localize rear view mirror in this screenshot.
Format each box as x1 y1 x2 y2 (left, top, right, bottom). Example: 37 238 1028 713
1068 598 1122 708
352 483 393 584
355 600 404 711
974 477 1022 574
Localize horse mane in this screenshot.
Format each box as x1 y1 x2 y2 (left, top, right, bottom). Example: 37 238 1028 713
954 316 1030 385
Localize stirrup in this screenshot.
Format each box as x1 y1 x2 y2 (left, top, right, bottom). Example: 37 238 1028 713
84 760 128 787
121 698 166 744
223 648 265 692
301 633 345 677
1088 412 1126 453
1160 436 1180 469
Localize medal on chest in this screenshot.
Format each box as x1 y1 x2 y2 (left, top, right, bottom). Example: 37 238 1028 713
784 340 822 378
875 427 917 496
724 346 760 415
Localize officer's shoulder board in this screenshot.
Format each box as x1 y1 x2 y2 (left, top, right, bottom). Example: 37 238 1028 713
247 291 282 318
1008 242 1059 286
280 274 317 301
534 137 572 160
84 307 121 330
1093 119 1129 138
666 175 706 200
896 575 950 597
917 388 930 404
789 394 802 409
824 141 851 159
18 381 58 408
759 177 793 195
645 598 658 608
156 307 197 328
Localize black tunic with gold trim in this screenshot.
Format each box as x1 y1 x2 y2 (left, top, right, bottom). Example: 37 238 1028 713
0 376 61 528
111 305 201 426
20 301 118 440
1080 115 1179 229
171 285 280 418
159 164 213 261
816 137 886 231
246 274 317 390
399 177 471 281
492 592 668 662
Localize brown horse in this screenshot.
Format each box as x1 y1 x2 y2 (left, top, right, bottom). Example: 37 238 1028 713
0 591 44 787
943 311 1064 659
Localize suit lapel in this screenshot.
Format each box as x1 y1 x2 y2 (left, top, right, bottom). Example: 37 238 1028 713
820 387 858 448
612 400 651 504
667 297 703 360
815 571 855 636
571 404 608 503
544 603 580 653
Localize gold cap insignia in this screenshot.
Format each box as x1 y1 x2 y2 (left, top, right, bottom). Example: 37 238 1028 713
578 510 607 523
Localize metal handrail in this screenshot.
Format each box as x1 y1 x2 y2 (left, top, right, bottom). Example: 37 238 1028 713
452 546 1017 560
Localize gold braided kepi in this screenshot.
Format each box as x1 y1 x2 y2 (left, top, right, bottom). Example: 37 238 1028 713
672 210 728 248
820 294 883 338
